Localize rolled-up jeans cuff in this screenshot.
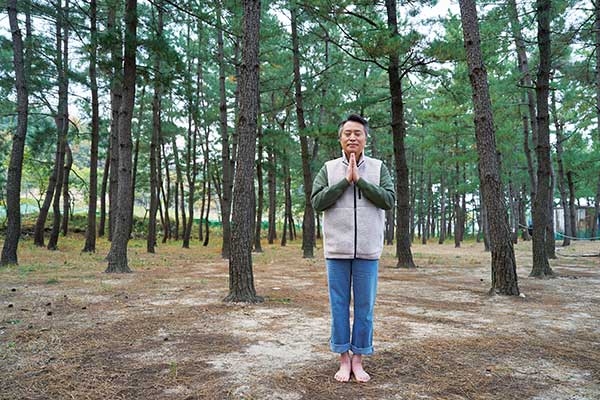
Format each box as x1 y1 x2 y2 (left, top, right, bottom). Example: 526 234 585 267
351 344 374 355
330 341 351 353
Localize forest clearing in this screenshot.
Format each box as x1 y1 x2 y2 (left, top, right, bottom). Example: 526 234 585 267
1 237 599 400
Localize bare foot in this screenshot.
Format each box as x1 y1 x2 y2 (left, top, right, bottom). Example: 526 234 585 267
334 352 351 382
351 354 371 382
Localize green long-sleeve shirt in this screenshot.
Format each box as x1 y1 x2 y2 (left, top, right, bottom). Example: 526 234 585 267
311 162 395 212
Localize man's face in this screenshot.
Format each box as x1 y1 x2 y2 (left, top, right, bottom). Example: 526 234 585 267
339 120 367 158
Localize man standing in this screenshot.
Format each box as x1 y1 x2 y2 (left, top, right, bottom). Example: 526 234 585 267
311 114 395 382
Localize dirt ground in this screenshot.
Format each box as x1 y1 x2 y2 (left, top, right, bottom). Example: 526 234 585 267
1 236 599 400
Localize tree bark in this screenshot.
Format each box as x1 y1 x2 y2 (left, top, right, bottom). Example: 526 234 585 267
98 149 109 237
225 0 262 303
147 1 162 253
551 89 571 246
83 0 99 253
1 0 29 265
593 0 600 242
48 0 69 251
106 0 136 273
459 0 519 294
108 0 123 242
216 4 233 259
60 143 73 236
385 0 416 268
530 0 554 278
519 184 531 240
291 5 315 258
254 110 264 252
438 174 446 244
160 140 171 242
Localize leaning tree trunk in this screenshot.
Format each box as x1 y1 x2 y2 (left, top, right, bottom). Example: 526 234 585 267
530 0 554 278
83 0 99 253
1 0 29 266
106 0 136 273
459 0 519 295
385 0 416 268
291 5 315 258
224 0 262 303
48 0 69 251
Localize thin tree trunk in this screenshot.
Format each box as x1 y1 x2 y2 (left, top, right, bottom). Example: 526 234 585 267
267 146 277 244
459 0 519 294
567 171 577 239
224 0 262 303
147 1 162 253
530 0 554 277
595 0 600 241
439 174 446 244
216 4 233 259
552 89 571 246
106 0 136 273
291 5 315 258
1 0 29 265
519 185 531 240
83 0 99 252
98 149 109 237
160 140 171 242
386 0 416 268
254 110 264 253
60 143 73 236
48 0 69 251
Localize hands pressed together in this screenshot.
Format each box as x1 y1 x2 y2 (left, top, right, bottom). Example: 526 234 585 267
345 153 360 183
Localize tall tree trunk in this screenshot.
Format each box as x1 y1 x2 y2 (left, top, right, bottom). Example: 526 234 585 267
546 162 556 258
508 175 518 244
106 0 136 273
507 0 538 199
48 0 69 251
172 134 185 241
530 0 554 278
1 0 29 265
160 141 171 242
552 89 571 246
225 0 262 303
83 0 99 253
385 0 416 268
281 149 291 247
60 143 73 236
130 84 145 238
254 110 264 253
108 0 123 242
459 0 519 295
291 6 315 258
216 4 233 259
147 1 162 253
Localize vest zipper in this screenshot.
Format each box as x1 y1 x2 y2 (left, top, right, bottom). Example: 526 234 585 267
353 184 357 259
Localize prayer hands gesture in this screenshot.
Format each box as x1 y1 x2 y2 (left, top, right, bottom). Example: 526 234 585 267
346 153 360 183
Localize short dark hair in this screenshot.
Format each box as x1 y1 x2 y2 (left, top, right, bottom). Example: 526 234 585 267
338 114 369 138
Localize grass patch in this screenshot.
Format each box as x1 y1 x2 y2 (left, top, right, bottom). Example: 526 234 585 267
45 278 60 284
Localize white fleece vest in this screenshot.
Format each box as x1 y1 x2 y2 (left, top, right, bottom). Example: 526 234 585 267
323 155 385 260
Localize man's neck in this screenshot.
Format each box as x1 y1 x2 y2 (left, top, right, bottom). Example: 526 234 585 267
344 151 363 162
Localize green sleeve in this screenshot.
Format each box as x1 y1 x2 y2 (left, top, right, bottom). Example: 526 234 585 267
311 164 350 212
356 162 396 210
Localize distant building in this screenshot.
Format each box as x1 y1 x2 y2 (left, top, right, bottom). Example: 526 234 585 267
554 206 598 239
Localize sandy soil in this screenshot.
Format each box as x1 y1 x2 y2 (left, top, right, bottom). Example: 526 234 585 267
1 237 599 399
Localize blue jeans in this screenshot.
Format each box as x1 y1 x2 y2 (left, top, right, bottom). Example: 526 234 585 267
326 258 379 355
